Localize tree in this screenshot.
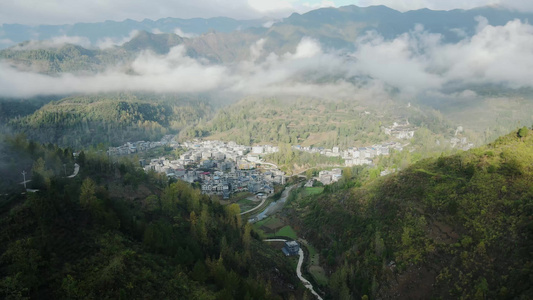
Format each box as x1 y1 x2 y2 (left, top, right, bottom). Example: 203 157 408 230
77 151 86 166
518 126 529 141
305 169 314 180
80 178 98 209
225 204 242 228
143 195 160 212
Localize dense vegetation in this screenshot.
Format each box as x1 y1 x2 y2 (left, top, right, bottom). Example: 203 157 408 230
189 97 456 148
0 44 132 74
0 136 307 299
8 93 213 148
286 127 533 299
265 143 344 175
0 96 59 123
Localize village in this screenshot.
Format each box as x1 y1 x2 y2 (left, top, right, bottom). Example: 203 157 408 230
105 121 474 194
139 140 284 199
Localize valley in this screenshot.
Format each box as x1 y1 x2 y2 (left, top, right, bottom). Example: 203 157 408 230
1 2 533 300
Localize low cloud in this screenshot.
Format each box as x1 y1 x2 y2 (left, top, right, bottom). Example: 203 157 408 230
0 39 15 48
2 17 533 100
0 45 227 97
173 28 196 38
95 30 139 49
4 31 139 50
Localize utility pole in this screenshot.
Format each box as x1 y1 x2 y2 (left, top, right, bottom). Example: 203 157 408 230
22 170 27 189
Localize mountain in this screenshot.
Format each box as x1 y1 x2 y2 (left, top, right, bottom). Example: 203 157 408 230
0 17 268 49
3 5 532 53
3 5 533 74
282 127 533 298
0 29 262 73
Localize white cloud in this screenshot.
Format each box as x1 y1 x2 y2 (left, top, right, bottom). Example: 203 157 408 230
291 37 322 58
0 39 15 47
173 28 196 38
0 45 228 97
95 30 139 49
262 21 276 28
349 17 533 93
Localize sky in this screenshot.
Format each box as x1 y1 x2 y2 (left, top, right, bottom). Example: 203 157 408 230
1 0 533 25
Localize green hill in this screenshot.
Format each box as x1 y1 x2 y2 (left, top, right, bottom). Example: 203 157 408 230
0 44 132 74
192 97 457 148
0 136 306 299
9 93 212 147
286 127 533 299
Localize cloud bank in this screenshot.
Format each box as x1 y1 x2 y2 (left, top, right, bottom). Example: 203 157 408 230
2 18 533 100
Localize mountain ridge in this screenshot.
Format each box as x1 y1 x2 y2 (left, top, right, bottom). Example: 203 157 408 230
3 5 533 51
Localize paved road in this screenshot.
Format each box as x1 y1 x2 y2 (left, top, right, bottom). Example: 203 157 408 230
18 163 80 194
256 160 280 169
252 184 299 221
67 163 80 178
264 239 323 300
240 197 267 215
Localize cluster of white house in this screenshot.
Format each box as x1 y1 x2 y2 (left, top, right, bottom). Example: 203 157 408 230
450 137 475 151
107 135 178 156
318 168 343 185
382 121 416 139
178 140 279 169
292 142 403 167
141 140 284 199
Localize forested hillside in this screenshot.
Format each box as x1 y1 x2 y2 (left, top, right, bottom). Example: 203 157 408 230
0 136 306 299
0 44 133 74
8 93 213 147
0 96 58 123
191 97 457 148
285 127 533 299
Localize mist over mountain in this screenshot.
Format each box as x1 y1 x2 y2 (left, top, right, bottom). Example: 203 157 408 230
3 5 533 104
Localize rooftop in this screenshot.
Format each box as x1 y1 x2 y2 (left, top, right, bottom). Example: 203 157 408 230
286 241 299 247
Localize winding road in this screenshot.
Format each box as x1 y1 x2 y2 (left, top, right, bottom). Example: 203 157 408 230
251 184 298 221
264 239 323 300
240 196 267 215
67 163 80 178
20 163 80 193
